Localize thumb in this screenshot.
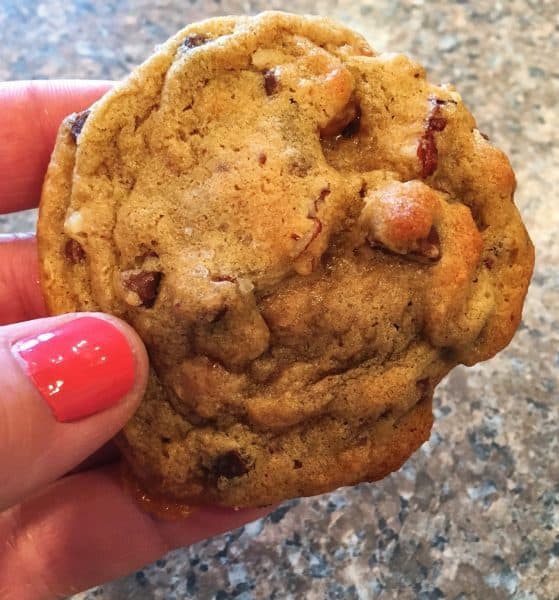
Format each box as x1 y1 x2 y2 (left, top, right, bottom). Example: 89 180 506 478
0 313 148 510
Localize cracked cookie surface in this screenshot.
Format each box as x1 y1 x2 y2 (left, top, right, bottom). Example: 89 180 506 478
38 12 533 507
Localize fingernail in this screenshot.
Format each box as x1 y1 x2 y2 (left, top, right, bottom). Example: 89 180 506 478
12 316 136 422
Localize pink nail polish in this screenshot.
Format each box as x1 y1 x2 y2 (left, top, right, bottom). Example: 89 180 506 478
12 317 136 422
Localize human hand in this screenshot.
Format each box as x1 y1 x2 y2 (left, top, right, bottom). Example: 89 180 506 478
0 81 270 600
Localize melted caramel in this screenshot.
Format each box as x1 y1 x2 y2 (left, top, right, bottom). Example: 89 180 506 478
121 463 197 520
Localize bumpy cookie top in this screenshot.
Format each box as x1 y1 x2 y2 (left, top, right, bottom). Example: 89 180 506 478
39 12 533 507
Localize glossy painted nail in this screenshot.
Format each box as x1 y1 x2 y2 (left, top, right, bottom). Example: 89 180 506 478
12 316 136 422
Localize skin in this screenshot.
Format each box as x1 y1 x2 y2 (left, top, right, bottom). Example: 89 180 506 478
0 81 270 600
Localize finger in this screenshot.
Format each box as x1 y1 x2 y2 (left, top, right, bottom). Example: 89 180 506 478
0 313 148 510
0 80 113 214
0 465 271 600
0 234 46 325
67 441 120 476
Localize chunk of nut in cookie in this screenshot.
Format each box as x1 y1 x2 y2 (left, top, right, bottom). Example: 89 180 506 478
320 96 361 139
253 38 355 130
360 180 441 260
64 210 85 236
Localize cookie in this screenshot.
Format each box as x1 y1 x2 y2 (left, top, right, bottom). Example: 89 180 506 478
38 12 534 508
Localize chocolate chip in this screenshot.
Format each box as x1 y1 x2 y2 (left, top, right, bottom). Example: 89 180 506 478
263 69 280 96
484 257 494 270
182 33 209 49
417 97 448 178
122 271 162 308
258 152 267 165
64 238 86 263
70 109 90 141
293 460 303 469
213 450 249 479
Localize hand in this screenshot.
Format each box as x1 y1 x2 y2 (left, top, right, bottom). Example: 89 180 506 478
0 81 270 600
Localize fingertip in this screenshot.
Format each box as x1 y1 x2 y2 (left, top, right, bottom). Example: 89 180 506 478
0 80 114 214
0 80 114 105
10 313 147 423
0 466 272 599
0 234 46 326
88 312 150 402
0 312 147 508
154 504 275 552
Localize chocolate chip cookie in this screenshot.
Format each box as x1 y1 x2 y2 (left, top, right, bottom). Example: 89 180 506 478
38 12 534 508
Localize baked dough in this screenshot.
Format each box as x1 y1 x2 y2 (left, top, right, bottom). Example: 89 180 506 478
38 12 534 507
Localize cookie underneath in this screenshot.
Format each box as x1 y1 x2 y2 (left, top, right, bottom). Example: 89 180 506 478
38 12 534 508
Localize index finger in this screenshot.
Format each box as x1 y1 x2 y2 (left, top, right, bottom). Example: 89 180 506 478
0 80 113 214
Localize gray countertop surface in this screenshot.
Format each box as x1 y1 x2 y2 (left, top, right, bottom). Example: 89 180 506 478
1 1 557 598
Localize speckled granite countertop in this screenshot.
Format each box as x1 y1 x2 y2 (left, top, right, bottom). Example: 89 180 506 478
1 1 557 598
